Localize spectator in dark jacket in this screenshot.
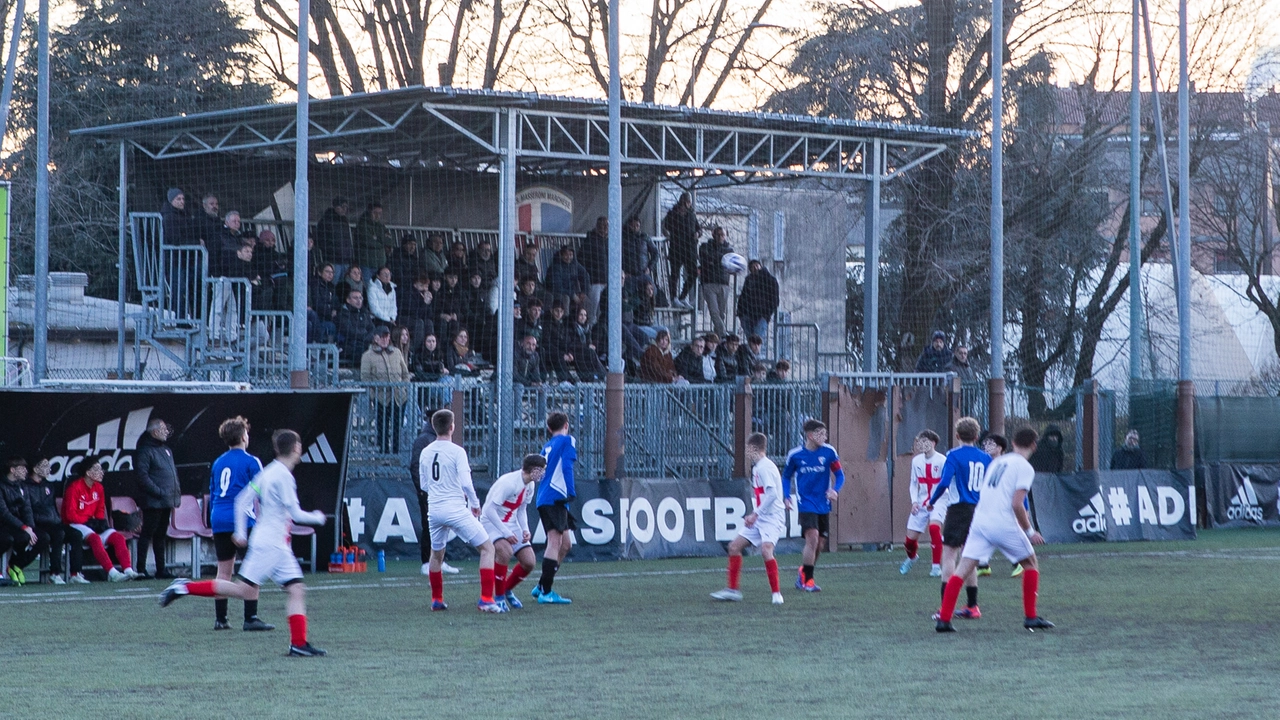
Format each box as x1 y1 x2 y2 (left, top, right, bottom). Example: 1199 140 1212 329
336 287 376 367
386 235 424 288
544 245 591 312
399 276 436 348
1029 425 1066 473
944 345 976 381
446 241 470 279
715 334 747 381
580 217 609 323
468 240 499 290
542 301 574 382
515 242 542 284
135 419 180 579
338 265 366 301
515 299 545 344
736 260 779 342
252 229 292 311
0 458 40 584
699 227 734 337
737 334 763 375
195 193 223 247
24 458 77 584
569 306 606 382
915 331 952 373
353 203 390 279
309 264 339 343
1110 430 1147 470
662 192 701 307
412 334 448 380
315 197 354 275
514 335 544 385
446 328 485 373
160 188 198 245
675 335 709 383
622 215 652 279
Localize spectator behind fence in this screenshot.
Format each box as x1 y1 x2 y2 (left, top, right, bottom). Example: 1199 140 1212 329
640 329 679 384
338 265 366 300
570 306 606 382
542 301 574 383
391 324 413 361
446 328 484 374
945 345 975 381
387 235 424 288
161 188 198 246
515 299 544 344
62 462 137 582
254 229 291 311
413 334 447 380
422 232 449 276
1110 430 1147 470
367 267 399 327
435 270 462 338
622 215 652 280
336 287 375 367
354 202 390 280
581 217 609 324
674 334 706 382
196 193 222 247
206 209 242 279
307 235 326 280
737 334 763 375
699 226 734 337
315 197 353 278
545 245 590 313
662 191 701 309
915 330 952 373
447 241 469 279
514 335 544 386
361 326 410 455
399 275 436 347
1 458 40 585
462 270 496 362
1029 425 1065 473
515 241 541 284
516 276 552 315
716 334 747 380
767 359 791 382
308 263 339 343
750 362 768 384
25 458 76 584
469 240 499 291
135 418 181 579
627 275 664 343
737 260 779 343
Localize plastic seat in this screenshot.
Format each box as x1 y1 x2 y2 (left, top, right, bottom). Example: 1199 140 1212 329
170 495 212 578
108 496 141 569
288 521 318 574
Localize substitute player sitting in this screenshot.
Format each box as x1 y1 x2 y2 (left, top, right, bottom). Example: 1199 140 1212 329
711 432 786 605
421 409 504 613
783 419 845 592
936 428 1054 632
208 416 274 632
481 454 545 610
160 430 328 657
900 430 947 577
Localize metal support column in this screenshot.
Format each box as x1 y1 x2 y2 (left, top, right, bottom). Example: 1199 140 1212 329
496 109 518 473
604 0 625 479
1128 0 1143 382
1175 0 1194 471
861 139 881 373
988 0 1006 435
32 0 49 380
117 142 127 377
290 0 312 389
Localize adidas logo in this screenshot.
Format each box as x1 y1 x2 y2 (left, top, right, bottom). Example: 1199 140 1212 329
48 407 154 482
1072 492 1107 534
299 433 338 464
1227 477 1263 521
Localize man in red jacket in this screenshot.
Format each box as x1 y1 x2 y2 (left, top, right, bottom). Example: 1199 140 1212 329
62 461 138 582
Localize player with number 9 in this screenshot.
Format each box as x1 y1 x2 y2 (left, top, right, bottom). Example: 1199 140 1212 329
208 416 274 632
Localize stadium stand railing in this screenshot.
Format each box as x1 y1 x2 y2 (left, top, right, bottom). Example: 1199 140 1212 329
2 357 33 387
750 381 823 467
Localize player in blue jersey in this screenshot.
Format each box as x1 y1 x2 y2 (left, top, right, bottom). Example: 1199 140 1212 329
208 416 274 632
782 419 845 592
532 411 576 605
925 417 991 620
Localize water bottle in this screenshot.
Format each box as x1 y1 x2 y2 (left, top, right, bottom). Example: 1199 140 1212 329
377 550 386 572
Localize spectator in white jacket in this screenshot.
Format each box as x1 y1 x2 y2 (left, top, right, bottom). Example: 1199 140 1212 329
367 266 398 327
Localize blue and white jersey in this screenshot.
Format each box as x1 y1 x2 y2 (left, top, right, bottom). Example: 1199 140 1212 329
537 434 577 506
209 448 262 534
782 443 845 515
928 445 992 507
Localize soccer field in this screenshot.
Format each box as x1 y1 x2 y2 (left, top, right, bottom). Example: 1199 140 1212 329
5 529 1279 719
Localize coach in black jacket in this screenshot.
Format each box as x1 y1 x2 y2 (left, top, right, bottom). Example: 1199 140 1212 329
1 459 40 579
135 419 181 579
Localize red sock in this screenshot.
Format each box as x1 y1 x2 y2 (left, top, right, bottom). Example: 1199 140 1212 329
480 567 495 603
504 565 530 594
106 533 133 570
493 564 508 596
928 525 943 564
1022 568 1040 619
186 580 217 597
727 555 742 590
288 614 307 646
765 558 780 593
903 537 919 559
429 571 443 602
940 575 964 622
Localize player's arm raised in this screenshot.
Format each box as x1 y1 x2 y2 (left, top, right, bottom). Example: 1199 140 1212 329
1013 488 1043 545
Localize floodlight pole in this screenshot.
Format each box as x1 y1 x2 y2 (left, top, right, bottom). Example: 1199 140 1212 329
1175 0 1194 471
987 0 1005 435
604 0 624 478
290 0 311 389
32 0 49 380
861 139 881 373
1128 0 1142 383
496 109 517 473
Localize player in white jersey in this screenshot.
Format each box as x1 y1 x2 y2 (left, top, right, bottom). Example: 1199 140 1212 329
481 454 545 610
420 409 504 613
711 433 786 605
160 430 328 657
900 430 947 577
936 427 1054 633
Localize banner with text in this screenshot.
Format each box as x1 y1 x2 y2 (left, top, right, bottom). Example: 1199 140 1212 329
1031 470 1196 543
1203 463 1280 528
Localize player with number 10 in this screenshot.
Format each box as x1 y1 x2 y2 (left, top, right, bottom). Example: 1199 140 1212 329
925 417 991 620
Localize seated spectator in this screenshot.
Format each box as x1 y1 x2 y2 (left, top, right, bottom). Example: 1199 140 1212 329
767 359 791 382
750 362 768 384
515 298 544 343
716 334 748 381
336 287 375 367
468 240 498 290
412 334 448 380
386 234 424 288
640 329 679 383
516 275 552 313
569 306 606 382
339 265 366 300
627 275 664 343
446 241 469 278
700 333 721 383
398 275 436 348
545 245 590 313
422 232 449 276
309 264 339 343
915 330 951 373
25 457 78 585
515 242 541 284
461 270 495 361
435 270 463 338
1 458 42 585
366 266 399 327
542 301 574 382
61 461 138 582
445 328 484 374
675 335 710 383
514 335 544 385
945 344 976 381
391 324 413 360
738 334 764 375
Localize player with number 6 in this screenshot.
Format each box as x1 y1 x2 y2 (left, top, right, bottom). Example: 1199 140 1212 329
208 416 275 632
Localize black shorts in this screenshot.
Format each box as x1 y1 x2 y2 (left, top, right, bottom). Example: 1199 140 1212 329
213 532 247 562
798 512 829 538
538 503 577 534
941 503 976 548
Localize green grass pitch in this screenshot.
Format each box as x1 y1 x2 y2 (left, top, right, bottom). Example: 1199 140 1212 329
5 528 1279 718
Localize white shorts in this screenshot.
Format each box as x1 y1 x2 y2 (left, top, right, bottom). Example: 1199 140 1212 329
428 505 489 551
238 543 304 587
961 522 1035 565
738 515 786 548
906 503 947 534
68 523 118 542
481 518 530 553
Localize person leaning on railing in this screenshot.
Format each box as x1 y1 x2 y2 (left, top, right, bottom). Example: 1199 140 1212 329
361 325 411 455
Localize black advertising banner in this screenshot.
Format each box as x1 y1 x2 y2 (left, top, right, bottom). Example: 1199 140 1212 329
1204 463 1280 527
0 390 356 554
1029 470 1196 543
343 475 808 560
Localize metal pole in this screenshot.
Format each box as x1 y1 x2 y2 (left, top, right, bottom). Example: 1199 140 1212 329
605 0 624 478
987 0 1005 435
1128 0 1143 383
117 142 127 378
32 0 48 380
496 108 517 473
0 0 26 145
861 140 881 372
1139 0 1179 301
290 0 311 389
1175 0 1195 471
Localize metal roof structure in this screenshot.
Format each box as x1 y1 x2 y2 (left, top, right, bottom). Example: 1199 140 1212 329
72 86 974 183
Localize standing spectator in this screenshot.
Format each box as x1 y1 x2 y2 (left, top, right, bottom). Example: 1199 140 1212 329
461 270 495 359
675 335 708 382
315 197 354 278
134 418 181 579
307 234 326 280
1 458 40 584
514 335 545 386
253 229 291 311
361 326 410 454
386 235 424 288
61 462 137 582
160 189 201 321
160 188 197 245
1110 430 1147 470
736 260 779 343
662 192 701 308
640 329 679 383
195 193 222 247
915 331 952 373
447 241 470 279
468 240 499 291
366 266 399 327
336 287 375 367
413 334 448 380
515 241 542 284
944 345 976 381
542 301 574 382
569 306 606 382
544 245 590 313
1029 425 1065 473
767 359 791 382
622 215 651 280
422 232 449 276
399 275 436 348
25 458 76 584
698 226 734 337
580 217 609 324
309 264 339 343
353 202 390 280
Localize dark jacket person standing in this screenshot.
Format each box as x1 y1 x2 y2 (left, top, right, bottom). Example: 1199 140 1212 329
135 418 181 579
